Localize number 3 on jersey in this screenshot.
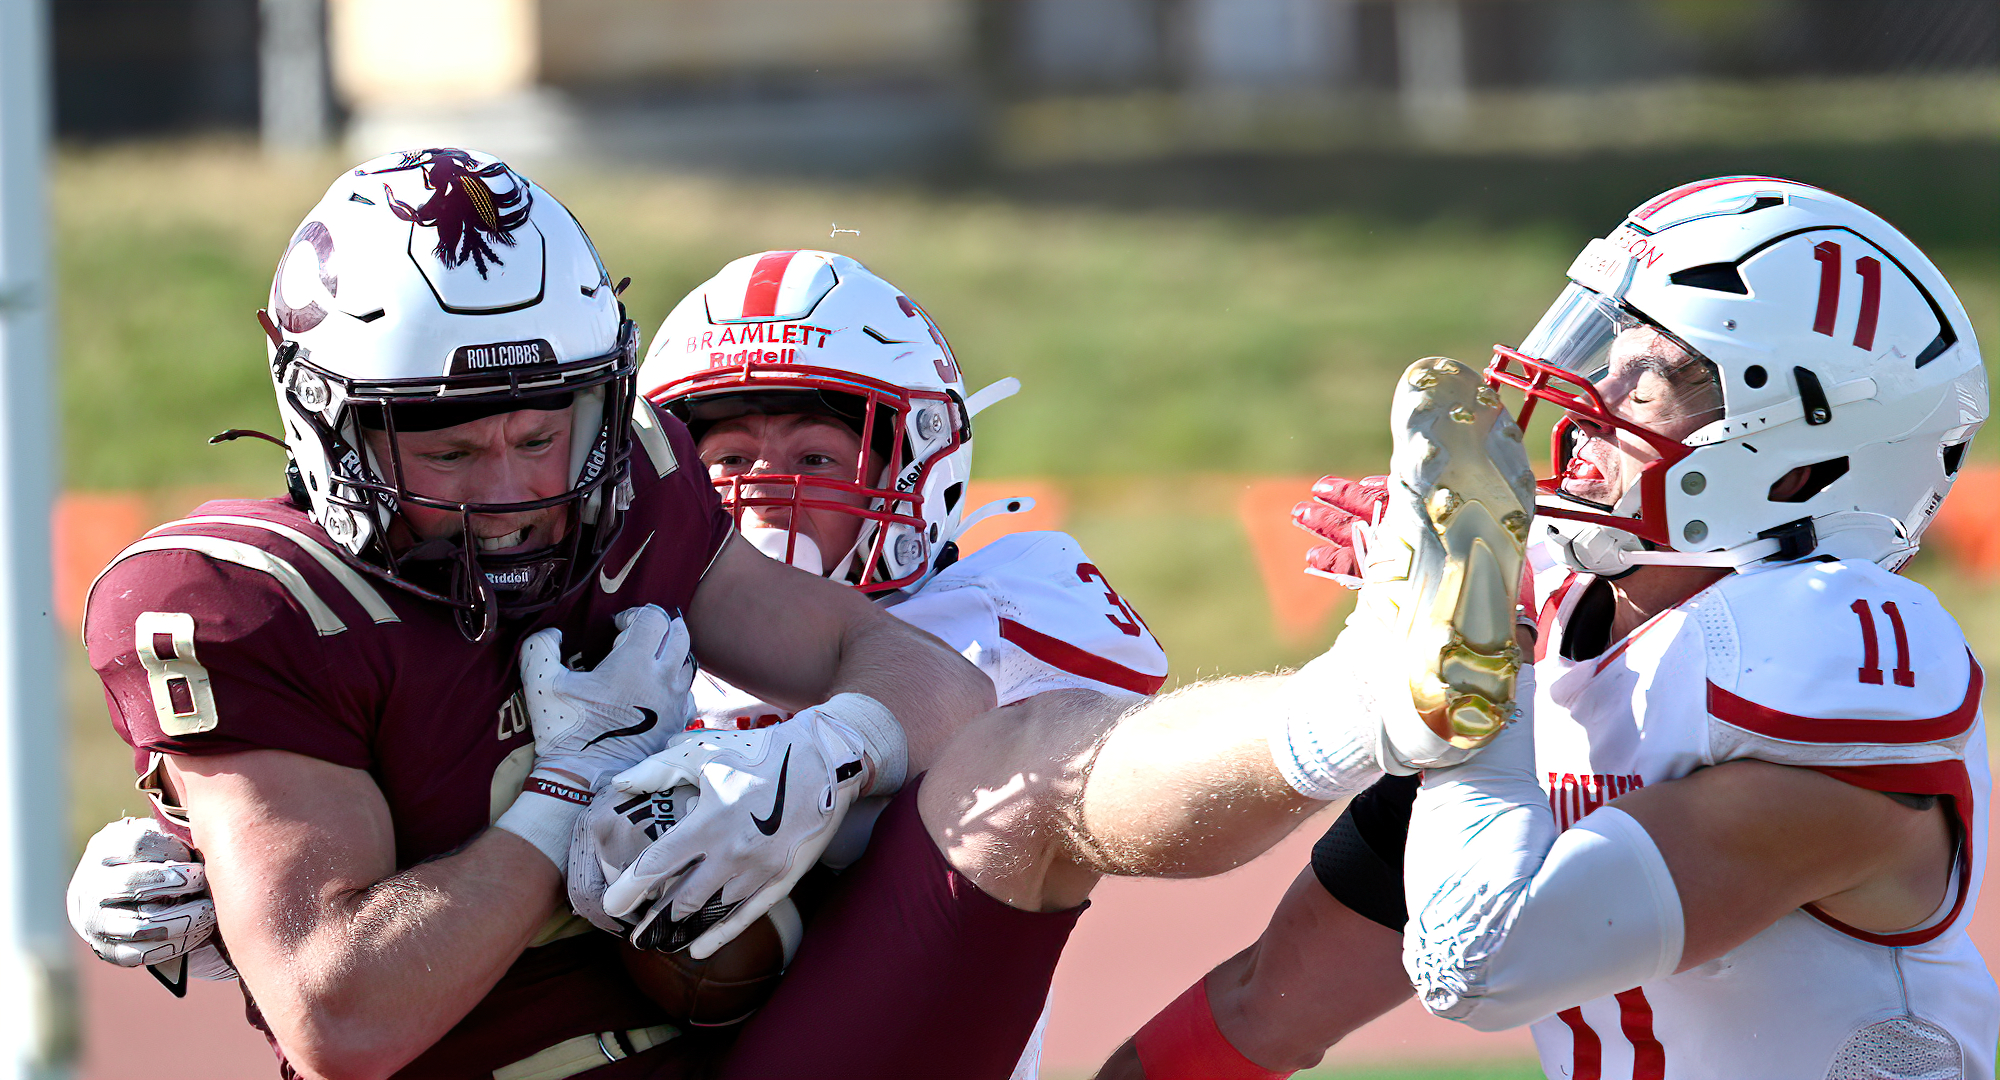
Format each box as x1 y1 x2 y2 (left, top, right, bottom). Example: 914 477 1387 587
135 611 221 735
1078 562 1147 638
1850 599 1916 687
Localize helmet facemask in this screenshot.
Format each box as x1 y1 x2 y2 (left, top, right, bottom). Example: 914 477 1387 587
658 364 967 594
275 319 638 639
1488 284 1726 562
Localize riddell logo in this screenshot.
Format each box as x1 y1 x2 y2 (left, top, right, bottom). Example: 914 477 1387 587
1548 771 1644 831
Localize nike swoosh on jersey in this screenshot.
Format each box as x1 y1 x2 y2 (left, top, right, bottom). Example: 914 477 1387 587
583 706 659 749
598 531 655 594
753 747 792 836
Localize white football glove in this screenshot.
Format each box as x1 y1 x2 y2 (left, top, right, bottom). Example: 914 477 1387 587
566 760 703 937
495 605 695 873
601 693 906 959
67 817 237 989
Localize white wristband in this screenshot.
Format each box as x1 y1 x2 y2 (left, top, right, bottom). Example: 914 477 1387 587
819 692 908 796
495 786 588 874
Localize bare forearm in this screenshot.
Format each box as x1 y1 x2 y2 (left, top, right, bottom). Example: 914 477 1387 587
833 614 995 771
229 828 562 1079
1077 674 1325 877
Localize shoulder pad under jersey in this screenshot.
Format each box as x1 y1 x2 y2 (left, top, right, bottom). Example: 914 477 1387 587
1696 558 1979 771
891 532 1169 705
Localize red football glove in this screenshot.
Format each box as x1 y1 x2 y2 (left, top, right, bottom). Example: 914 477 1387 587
1292 474 1390 582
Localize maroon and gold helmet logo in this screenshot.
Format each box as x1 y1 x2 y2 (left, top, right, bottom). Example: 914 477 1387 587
369 148 532 280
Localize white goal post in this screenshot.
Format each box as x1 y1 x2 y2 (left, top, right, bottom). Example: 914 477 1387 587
0 0 76 1076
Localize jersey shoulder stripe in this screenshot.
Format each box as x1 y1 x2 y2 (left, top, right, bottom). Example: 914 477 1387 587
170 515 398 624
997 617 1166 696
630 397 678 479
90 534 348 636
1707 654 1982 746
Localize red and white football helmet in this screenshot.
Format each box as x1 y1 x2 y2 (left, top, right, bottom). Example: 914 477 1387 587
264 148 638 638
1489 176 1987 574
639 250 1021 593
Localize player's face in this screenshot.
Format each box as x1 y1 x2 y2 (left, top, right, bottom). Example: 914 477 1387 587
1559 327 1723 507
362 409 575 552
699 413 869 573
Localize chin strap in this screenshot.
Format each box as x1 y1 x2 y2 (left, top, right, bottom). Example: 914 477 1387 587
1544 510 1915 577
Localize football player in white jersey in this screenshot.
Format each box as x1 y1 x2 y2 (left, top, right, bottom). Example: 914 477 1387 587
579 249 1169 1076
1102 177 1995 1080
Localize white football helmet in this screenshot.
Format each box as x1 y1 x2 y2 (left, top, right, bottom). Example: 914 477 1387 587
262 148 638 638
639 250 1019 594
1488 176 1987 575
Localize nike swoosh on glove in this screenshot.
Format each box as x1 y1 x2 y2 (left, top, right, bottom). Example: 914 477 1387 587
67 817 236 983
495 605 696 874
1294 474 1390 586
601 693 905 960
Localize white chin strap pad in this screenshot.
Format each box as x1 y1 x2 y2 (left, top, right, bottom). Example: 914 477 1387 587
1403 710 1684 1032
744 527 825 575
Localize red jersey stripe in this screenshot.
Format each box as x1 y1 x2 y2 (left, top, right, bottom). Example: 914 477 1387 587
1803 759 1974 948
1705 654 1981 745
1616 988 1665 1080
1555 1007 1601 1080
741 250 798 318
997 618 1166 696
1534 575 1579 663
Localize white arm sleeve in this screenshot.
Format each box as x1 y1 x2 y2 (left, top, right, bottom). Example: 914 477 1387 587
1402 668 1684 1032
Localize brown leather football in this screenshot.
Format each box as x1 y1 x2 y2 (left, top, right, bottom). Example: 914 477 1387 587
620 901 799 1027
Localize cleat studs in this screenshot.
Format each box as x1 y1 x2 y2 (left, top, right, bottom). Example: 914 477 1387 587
1436 359 1463 375
1502 510 1530 542
1450 405 1476 424
1476 385 1501 407
1410 370 1439 389
1427 487 1462 523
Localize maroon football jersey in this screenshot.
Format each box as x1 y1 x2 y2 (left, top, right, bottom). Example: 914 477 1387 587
85 404 734 1079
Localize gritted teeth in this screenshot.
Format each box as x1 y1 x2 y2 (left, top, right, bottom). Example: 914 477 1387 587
476 527 529 552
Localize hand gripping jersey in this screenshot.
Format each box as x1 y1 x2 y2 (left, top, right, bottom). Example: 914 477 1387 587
83 404 733 1080
694 531 1167 731
1523 537 1996 1080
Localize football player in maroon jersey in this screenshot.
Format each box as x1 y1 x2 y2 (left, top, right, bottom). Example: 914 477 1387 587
75 149 993 1080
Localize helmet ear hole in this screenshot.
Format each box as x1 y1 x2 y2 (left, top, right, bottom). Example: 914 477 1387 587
1769 457 1850 504
1943 441 1970 477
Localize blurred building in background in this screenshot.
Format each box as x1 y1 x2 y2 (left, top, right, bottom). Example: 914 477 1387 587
52 0 1996 159
46 0 2000 239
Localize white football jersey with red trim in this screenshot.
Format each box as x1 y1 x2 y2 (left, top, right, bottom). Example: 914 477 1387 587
691 531 1169 730
1522 538 1995 1080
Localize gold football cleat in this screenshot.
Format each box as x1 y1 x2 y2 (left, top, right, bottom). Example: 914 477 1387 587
1366 357 1536 753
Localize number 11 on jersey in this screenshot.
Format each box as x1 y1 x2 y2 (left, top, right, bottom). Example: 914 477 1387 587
1850 598 1916 687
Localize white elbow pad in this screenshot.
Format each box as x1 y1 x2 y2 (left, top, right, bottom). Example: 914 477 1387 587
1407 806 1684 1031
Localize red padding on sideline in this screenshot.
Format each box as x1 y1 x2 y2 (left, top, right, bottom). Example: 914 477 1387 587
1133 979 1292 1080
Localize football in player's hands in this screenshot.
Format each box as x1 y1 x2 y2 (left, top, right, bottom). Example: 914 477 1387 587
1294 474 1390 583
619 895 801 1028
570 778 800 1026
